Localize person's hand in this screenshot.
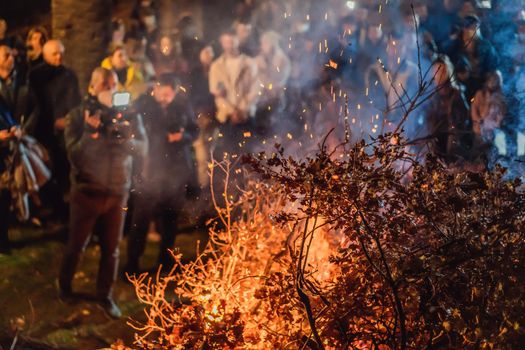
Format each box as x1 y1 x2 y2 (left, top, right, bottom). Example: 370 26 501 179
54 117 67 131
84 110 101 129
84 111 101 139
168 128 185 143
0 126 21 141
10 126 22 139
0 129 11 141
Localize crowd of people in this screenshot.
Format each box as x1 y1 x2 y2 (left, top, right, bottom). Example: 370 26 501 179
1 0 524 318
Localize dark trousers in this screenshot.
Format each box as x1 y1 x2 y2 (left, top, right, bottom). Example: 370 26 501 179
40 139 70 222
59 187 128 299
0 189 11 250
215 120 254 159
126 190 182 270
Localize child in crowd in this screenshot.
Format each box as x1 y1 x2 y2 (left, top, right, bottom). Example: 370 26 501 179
471 70 506 143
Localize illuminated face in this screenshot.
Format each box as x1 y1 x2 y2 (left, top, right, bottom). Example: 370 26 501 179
43 41 64 66
261 36 273 56
29 31 44 51
199 46 214 66
220 34 238 56
367 25 382 44
235 23 252 43
486 73 501 91
111 48 129 70
462 26 480 43
0 46 14 73
142 15 157 32
92 72 117 96
153 84 176 109
112 24 125 44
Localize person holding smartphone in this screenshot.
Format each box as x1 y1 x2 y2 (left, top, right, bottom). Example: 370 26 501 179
58 67 147 319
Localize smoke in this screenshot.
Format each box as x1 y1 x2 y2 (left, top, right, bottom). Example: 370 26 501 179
200 0 524 174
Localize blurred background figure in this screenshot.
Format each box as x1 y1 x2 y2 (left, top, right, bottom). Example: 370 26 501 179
190 45 216 189
209 31 259 157
471 70 506 146
254 30 291 136
151 34 187 81
25 26 48 73
108 18 126 50
26 40 81 228
0 44 23 256
424 55 471 163
101 44 147 100
444 14 499 95
125 74 197 275
234 19 258 57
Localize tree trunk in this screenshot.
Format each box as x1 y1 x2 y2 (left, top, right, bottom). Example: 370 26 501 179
52 0 112 91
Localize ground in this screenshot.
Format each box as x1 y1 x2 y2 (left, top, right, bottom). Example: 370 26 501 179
0 218 208 350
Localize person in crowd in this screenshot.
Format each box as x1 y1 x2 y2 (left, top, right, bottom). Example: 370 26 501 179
254 31 291 135
189 45 216 189
25 27 48 72
135 7 159 60
422 0 464 51
131 0 157 23
454 55 476 103
444 15 499 93
209 30 259 157
101 44 146 100
26 40 81 225
251 0 287 34
177 15 203 73
356 16 387 89
58 67 147 318
109 18 126 50
364 37 418 128
234 20 258 57
0 19 24 56
424 55 471 162
0 124 18 256
125 34 156 85
124 74 197 275
399 3 437 64
471 70 506 142
0 45 30 125
151 34 188 82
0 45 23 255
330 15 361 90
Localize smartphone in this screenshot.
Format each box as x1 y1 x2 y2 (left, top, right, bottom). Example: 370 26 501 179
112 92 131 108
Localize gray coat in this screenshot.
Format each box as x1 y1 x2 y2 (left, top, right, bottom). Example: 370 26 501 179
65 101 148 195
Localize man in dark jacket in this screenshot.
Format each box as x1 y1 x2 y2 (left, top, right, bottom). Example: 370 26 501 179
26 40 81 224
443 15 500 95
124 74 197 274
58 67 147 318
0 45 25 255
